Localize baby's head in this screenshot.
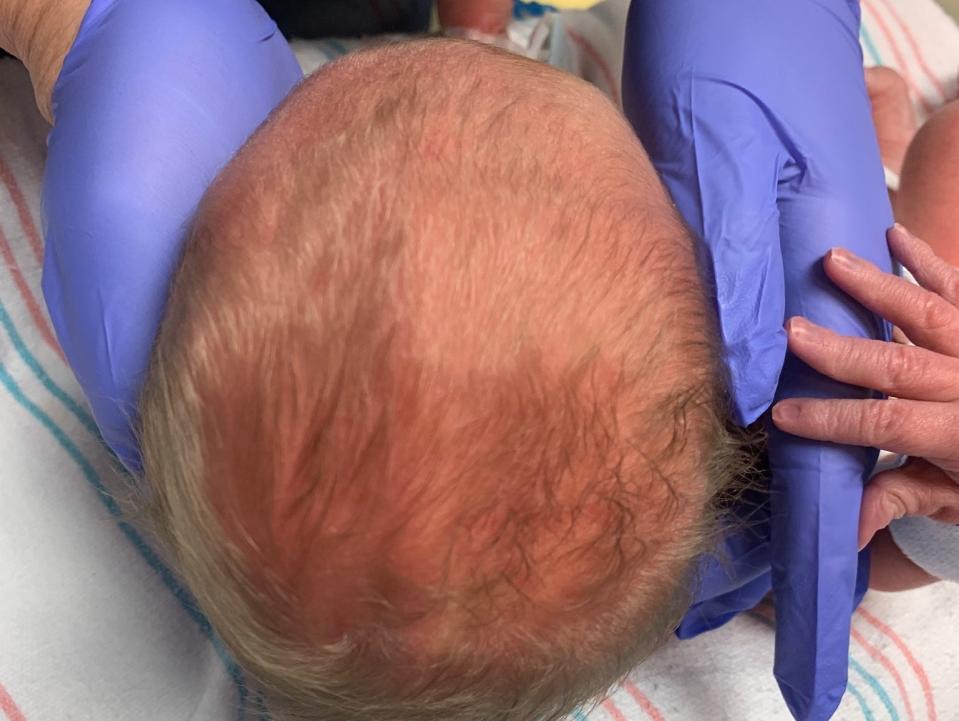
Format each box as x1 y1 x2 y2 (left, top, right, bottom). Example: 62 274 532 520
140 39 739 721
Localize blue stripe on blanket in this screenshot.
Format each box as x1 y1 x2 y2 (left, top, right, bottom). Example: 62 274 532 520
0 302 249 719
851 657 899 721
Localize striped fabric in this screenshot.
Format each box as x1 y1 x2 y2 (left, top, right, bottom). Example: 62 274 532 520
859 0 959 120
1 2 958 720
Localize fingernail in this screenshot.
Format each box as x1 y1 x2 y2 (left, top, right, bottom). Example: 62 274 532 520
892 222 913 240
772 401 800 425
827 247 860 270
786 316 813 339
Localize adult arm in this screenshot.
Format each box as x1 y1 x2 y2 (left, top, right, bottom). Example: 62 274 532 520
40 0 302 469
0 0 89 121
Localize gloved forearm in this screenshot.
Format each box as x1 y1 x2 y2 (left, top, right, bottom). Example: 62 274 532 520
767 120 889 716
0 0 90 122
43 0 302 470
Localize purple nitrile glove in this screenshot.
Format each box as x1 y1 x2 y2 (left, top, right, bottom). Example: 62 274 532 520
43 0 303 471
623 1 892 719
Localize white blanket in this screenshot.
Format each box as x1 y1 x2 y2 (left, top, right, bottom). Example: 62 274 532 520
1 2 957 719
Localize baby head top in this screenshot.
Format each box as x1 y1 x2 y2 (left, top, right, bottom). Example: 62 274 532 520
140 38 743 721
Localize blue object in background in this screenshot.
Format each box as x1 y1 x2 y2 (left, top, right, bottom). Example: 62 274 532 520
623 1 893 719
42 0 304 471
514 1 558 18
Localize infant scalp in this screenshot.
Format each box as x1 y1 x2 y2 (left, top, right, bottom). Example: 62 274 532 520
140 38 729 721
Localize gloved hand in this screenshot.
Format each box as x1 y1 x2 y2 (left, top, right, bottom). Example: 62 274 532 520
42 0 303 471
622 2 893 719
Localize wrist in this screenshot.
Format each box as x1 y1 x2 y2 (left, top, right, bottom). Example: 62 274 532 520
0 0 91 122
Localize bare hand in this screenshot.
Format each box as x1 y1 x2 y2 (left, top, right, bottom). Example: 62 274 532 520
772 224 959 548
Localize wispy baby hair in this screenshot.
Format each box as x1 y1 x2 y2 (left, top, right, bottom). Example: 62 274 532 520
140 39 744 721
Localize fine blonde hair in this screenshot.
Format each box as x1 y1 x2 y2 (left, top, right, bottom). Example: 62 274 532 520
139 39 748 721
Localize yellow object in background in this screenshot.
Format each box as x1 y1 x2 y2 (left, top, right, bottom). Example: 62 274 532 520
549 0 602 7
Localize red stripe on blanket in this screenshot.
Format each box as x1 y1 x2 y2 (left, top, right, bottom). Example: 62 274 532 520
0 223 63 361
874 0 949 105
601 698 629 721
0 155 43 264
856 607 937 721
851 626 916 721
565 27 621 107
0 682 28 721
862 0 937 116
624 681 666 721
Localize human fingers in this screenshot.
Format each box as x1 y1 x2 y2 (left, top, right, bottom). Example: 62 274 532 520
784 316 959 402
886 223 959 307
860 458 959 548
891 325 912 345
822 244 959 357
772 396 959 461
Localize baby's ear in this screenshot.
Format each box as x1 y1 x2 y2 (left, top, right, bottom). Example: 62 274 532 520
437 0 513 35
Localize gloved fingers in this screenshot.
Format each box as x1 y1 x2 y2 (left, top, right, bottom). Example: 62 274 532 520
772 396 959 461
822 246 959 359
677 570 772 639
768 90 892 719
782 317 959 402
860 458 959 548
622 85 789 425
887 223 959 307
687 522 772 604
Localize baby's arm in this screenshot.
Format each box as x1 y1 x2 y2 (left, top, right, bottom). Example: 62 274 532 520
0 0 90 122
